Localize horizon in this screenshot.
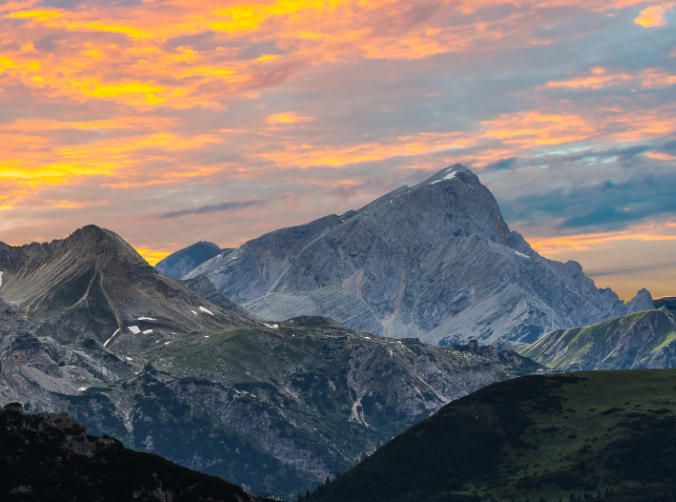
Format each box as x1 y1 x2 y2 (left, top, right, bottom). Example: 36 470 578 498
1 0 675 301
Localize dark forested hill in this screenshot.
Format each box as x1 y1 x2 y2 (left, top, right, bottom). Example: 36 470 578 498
303 369 676 502
0 403 272 502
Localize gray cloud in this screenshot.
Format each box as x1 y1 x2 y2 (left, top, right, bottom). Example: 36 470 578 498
150 199 267 220
503 172 676 232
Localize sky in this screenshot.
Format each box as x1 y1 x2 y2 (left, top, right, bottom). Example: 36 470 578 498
0 0 675 301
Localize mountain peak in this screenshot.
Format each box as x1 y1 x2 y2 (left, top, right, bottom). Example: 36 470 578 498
188 163 626 344
626 288 654 314
424 164 473 185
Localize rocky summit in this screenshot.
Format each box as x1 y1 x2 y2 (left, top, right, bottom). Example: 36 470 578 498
185 165 631 345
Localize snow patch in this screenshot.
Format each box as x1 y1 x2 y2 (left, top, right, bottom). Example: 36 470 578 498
78 387 87 392
204 335 209 338
128 326 141 334
364 336 371 339
104 328 120 347
431 172 458 185
138 317 156 321
514 251 530 259
191 310 198 316
126 357 132 361
263 323 279 329
164 341 171 345
143 329 154 334
0 271 3 289
199 306 214 315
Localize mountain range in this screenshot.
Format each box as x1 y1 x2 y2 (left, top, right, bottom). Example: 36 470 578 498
0 223 540 499
181 165 636 345
1 164 672 501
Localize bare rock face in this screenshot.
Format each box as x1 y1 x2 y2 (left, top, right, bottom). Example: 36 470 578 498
187 165 627 344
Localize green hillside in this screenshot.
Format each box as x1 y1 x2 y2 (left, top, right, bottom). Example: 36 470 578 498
303 369 676 502
521 309 676 371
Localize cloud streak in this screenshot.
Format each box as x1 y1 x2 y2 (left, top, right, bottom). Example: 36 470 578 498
150 199 268 220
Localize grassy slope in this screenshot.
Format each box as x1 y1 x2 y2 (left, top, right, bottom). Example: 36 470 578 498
522 310 676 371
304 369 676 502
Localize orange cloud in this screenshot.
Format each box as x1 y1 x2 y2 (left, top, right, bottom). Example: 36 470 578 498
267 112 315 125
482 112 596 147
634 3 674 27
529 226 676 255
544 67 676 90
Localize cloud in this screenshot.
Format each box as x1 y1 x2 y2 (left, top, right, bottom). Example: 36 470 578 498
266 112 315 125
486 157 518 170
635 4 674 28
505 173 676 232
150 199 268 220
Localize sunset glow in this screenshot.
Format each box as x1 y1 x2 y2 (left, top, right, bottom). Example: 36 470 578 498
0 0 675 299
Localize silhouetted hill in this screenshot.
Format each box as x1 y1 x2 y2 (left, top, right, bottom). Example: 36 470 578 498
0 403 272 502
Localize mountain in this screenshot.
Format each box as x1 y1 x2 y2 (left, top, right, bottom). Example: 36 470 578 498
625 288 654 314
185 165 628 345
521 308 676 371
155 241 231 279
54 319 540 499
0 225 256 351
303 369 676 502
0 403 272 502
0 225 543 500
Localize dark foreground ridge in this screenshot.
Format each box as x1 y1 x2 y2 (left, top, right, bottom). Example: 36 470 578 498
303 369 676 502
0 403 272 502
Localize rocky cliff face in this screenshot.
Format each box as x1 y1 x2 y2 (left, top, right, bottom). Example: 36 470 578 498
521 308 676 371
187 165 628 344
0 403 271 502
155 241 229 279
